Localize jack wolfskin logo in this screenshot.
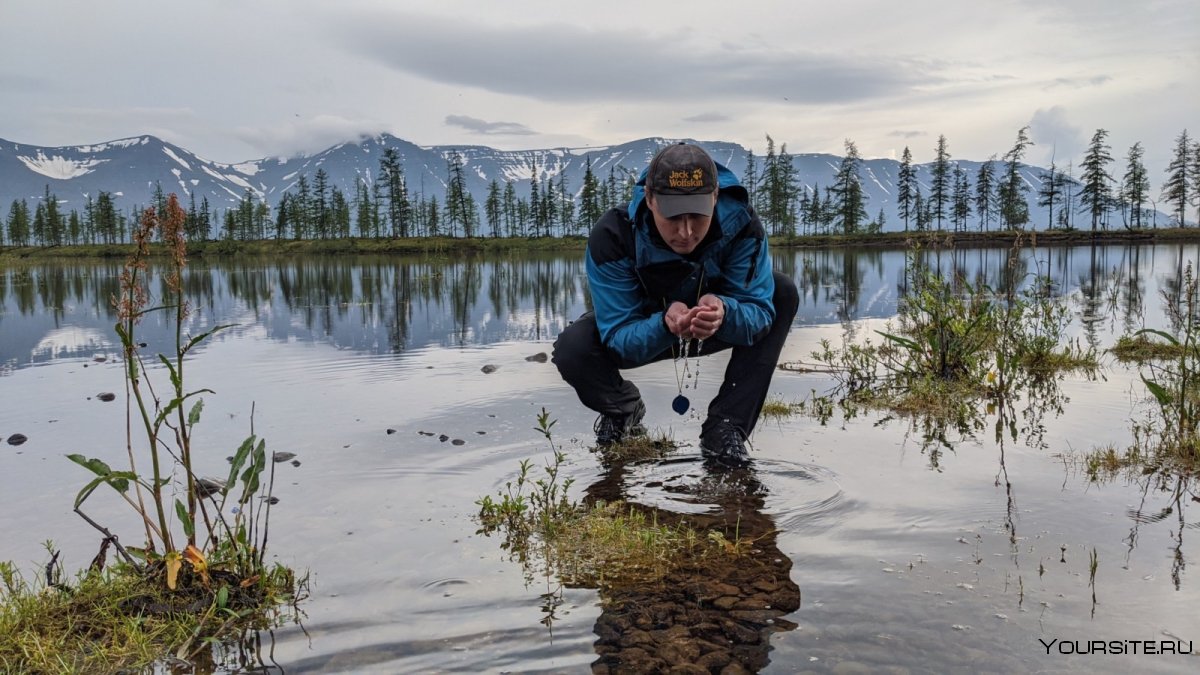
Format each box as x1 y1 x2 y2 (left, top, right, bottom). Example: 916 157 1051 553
669 169 707 188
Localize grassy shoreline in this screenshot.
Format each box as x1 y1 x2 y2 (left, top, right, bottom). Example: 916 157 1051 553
2 226 1198 260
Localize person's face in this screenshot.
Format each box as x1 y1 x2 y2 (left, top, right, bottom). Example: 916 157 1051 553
646 192 718 255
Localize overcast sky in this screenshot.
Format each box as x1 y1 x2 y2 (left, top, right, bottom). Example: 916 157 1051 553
2 0 1196 177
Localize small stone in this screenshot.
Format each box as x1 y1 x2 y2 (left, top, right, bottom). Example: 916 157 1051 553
6 434 27 446
386 428 397 435
451 439 465 446
291 459 301 467
438 434 449 442
272 451 296 463
93 355 107 363
418 431 434 436
475 430 486 435
481 364 498 374
97 392 116 402
524 352 549 363
265 496 280 505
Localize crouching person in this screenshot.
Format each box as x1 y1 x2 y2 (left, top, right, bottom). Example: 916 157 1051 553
553 143 798 467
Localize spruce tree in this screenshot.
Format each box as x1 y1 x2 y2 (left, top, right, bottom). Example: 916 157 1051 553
1037 161 1064 230
930 135 951 231
94 192 118 244
1191 139 1200 226
355 180 373 237
557 173 575 236
579 157 603 231
379 146 409 237
7 199 30 246
952 165 972 231
997 127 1033 230
832 139 867 234
1121 142 1150 230
502 180 518 237
485 179 502 237
974 158 996 232
1078 128 1114 231
293 174 312 240
742 149 758 207
277 193 292 239
897 146 915 232
313 168 331 239
1161 129 1191 227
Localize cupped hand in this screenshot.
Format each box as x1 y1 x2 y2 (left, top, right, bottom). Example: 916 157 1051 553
689 294 725 340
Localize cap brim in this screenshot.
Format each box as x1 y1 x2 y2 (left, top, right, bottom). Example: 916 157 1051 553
654 193 715 218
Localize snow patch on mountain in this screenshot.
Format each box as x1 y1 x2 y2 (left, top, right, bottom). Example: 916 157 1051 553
231 161 261 176
76 137 145 153
17 151 108 180
162 147 191 171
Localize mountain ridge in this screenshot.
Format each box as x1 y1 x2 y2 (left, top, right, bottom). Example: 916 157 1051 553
0 133 1170 233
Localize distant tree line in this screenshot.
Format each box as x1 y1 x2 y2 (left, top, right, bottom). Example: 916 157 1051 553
4 128 1198 247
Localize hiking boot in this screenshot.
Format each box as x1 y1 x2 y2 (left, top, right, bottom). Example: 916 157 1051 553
594 400 646 447
700 422 750 468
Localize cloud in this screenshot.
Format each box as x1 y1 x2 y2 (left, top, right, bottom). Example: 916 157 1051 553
888 130 926 139
444 115 536 135
1028 106 1085 165
1044 75 1112 90
682 113 730 123
331 12 940 105
232 114 387 159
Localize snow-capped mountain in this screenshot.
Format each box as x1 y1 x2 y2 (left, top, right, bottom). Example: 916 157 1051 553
0 134 1150 233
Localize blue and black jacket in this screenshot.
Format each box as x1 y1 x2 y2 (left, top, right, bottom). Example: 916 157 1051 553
585 162 775 363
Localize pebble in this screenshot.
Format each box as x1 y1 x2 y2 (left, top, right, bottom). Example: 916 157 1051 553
386 428 397 435
451 439 465 446
272 451 297 463
481 364 498 374
97 392 116 402
524 352 549 363
6 434 27 446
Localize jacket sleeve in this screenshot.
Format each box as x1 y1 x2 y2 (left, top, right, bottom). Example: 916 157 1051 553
586 245 674 364
713 235 775 345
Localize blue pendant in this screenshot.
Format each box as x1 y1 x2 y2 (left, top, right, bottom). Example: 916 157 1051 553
672 394 690 415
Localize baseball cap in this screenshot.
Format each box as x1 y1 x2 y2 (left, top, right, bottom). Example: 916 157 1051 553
645 143 718 218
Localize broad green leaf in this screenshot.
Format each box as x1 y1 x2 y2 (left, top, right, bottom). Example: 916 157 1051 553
106 470 136 494
225 435 257 496
1142 377 1173 406
175 499 195 539
67 454 113 478
188 399 204 427
158 354 181 392
74 477 107 509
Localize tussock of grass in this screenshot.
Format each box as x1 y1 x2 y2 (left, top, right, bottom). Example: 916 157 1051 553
552 502 709 587
760 397 804 419
596 431 679 463
1110 334 1189 362
0 562 301 674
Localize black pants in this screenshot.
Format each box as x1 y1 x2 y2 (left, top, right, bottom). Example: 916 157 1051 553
553 272 799 439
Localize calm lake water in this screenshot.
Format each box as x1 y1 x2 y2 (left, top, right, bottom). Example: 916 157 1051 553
1 244 1198 673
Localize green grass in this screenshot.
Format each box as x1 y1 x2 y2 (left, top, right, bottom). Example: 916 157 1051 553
1110 334 1190 362
0 559 303 674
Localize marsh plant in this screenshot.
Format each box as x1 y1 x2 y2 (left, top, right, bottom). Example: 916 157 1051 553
1 195 303 673
477 410 721 591
1091 263 1199 477
806 246 1095 464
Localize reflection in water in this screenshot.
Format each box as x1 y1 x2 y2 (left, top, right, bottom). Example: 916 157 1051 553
2 244 1195 370
582 459 801 673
